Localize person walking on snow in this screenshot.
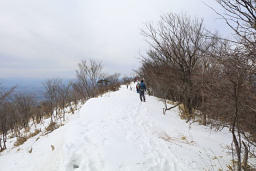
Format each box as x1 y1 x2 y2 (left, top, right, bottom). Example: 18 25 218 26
139 80 146 102
136 82 140 93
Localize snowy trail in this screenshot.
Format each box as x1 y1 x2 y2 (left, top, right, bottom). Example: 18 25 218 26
0 84 233 171
59 88 182 171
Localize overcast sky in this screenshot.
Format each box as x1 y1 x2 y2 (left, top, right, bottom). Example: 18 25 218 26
0 0 230 79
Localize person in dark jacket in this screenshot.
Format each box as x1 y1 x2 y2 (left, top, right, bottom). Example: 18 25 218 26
139 80 146 102
136 82 140 93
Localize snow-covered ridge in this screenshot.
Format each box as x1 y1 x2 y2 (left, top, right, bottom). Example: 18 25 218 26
0 84 236 171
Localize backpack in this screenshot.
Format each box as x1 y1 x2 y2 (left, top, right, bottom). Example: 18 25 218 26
136 83 140 89
139 82 146 91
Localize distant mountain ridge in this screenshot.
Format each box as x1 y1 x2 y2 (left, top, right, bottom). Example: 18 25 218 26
0 78 73 102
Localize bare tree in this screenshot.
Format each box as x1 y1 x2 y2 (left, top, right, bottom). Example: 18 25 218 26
13 94 35 128
75 59 103 99
216 0 256 46
0 85 15 151
57 81 71 121
105 73 120 85
103 73 121 91
0 102 14 150
0 86 15 105
43 79 61 122
200 43 256 170
142 13 216 120
121 76 133 85
211 1 256 170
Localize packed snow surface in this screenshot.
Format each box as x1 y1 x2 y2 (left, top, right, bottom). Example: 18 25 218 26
0 84 234 171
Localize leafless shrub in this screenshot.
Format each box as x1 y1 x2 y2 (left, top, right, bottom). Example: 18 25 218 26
0 85 16 151
141 13 217 121
13 93 35 128
14 137 27 147
202 46 256 170
45 122 57 133
140 9 256 170
215 0 256 50
121 76 133 85
208 1 256 170
97 73 121 94
43 79 62 122
56 81 72 121
28 129 41 138
0 60 121 152
75 59 103 99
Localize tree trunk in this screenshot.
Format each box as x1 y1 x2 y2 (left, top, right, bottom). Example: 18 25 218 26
0 137 2 151
242 141 248 171
233 82 241 171
202 113 207 126
2 132 7 149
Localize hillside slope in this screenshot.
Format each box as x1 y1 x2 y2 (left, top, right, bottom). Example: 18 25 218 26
0 84 233 171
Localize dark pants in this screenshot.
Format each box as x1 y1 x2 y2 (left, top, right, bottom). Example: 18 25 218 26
139 91 145 102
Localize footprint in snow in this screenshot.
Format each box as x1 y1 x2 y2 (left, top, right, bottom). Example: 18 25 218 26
73 164 79 169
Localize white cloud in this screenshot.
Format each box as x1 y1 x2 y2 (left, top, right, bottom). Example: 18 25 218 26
0 0 230 78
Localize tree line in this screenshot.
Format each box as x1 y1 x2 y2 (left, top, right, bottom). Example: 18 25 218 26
138 0 256 170
0 59 132 151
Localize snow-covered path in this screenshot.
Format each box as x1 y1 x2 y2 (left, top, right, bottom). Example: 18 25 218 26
0 84 233 171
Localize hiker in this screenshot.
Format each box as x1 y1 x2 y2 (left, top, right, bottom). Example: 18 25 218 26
139 80 146 102
136 82 140 93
